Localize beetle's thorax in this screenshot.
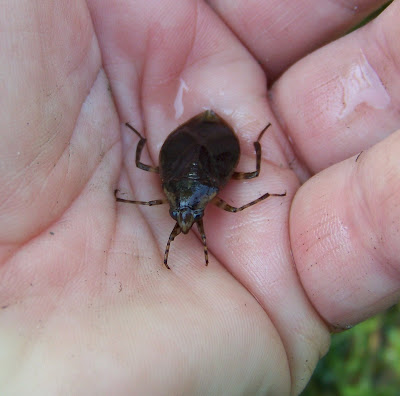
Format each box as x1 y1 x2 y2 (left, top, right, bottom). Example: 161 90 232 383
163 178 218 233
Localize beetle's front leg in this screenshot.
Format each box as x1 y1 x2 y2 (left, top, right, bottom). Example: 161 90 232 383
196 219 209 266
164 222 181 269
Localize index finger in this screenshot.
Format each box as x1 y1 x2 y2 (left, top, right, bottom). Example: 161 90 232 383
207 0 390 80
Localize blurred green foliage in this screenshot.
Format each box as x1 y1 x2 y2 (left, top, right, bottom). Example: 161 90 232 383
303 304 400 395
349 1 393 32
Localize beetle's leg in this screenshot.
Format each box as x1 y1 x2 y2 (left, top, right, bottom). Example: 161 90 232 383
212 191 286 213
125 123 159 173
114 189 167 206
196 219 209 266
164 223 181 269
232 123 271 180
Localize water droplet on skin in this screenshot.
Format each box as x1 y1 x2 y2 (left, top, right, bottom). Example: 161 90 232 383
174 78 189 119
339 49 390 119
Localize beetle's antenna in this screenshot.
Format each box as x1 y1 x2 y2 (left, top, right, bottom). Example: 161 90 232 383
164 223 181 269
196 220 209 266
257 122 271 142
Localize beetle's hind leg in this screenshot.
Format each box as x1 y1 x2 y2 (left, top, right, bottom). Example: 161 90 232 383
196 219 209 266
212 191 286 213
114 189 167 206
232 123 271 180
125 123 159 173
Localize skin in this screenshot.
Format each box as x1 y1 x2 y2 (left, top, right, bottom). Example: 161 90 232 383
0 0 399 394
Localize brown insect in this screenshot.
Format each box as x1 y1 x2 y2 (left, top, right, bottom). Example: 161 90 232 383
115 110 286 269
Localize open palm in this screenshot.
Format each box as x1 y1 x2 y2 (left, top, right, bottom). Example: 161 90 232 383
1 1 399 395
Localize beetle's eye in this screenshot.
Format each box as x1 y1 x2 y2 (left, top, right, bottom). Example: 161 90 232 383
193 211 203 220
170 210 178 220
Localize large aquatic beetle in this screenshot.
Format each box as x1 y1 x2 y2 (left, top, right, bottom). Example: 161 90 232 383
115 110 286 269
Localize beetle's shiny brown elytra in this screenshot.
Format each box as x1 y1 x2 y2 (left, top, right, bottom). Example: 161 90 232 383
115 110 286 269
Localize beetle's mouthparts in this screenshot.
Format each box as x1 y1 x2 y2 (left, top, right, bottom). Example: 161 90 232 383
177 209 195 234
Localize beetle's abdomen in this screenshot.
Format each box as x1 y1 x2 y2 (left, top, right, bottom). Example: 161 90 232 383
159 111 240 189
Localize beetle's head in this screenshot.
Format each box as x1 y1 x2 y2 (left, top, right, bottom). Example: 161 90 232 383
170 207 204 234
164 180 214 234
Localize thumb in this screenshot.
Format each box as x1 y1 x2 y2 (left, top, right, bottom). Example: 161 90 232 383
290 130 400 329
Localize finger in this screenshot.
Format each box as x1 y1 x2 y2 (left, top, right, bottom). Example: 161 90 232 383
205 164 329 395
89 1 326 393
89 0 289 250
89 0 275 149
290 130 400 329
207 0 389 80
271 1 400 174
0 1 117 249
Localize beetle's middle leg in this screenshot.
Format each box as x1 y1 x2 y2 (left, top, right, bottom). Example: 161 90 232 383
114 189 167 206
125 123 159 173
232 123 271 180
212 191 286 213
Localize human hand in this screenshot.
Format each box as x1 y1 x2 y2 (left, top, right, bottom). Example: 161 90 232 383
1 1 399 395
